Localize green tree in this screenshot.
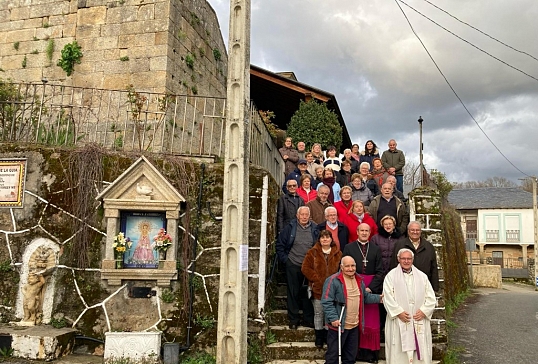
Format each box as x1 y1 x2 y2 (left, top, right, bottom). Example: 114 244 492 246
286 100 342 151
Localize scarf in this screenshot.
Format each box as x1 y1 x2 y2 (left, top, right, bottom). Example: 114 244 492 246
392 264 427 360
322 177 335 203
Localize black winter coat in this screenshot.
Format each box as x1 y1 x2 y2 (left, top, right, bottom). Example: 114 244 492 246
390 236 440 291
277 193 304 234
370 226 402 277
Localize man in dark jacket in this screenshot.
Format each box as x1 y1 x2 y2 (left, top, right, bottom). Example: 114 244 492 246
368 183 409 235
276 206 319 329
381 139 405 193
277 179 304 234
316 206 349 251
282 159 317 194
390 221 440 291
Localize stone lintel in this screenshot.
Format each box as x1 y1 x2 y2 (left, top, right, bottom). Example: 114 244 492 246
101 266 177 287
103 199 181 212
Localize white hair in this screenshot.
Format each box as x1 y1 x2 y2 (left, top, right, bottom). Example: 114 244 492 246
397 248 414 259
407 221 422 230
297 206 310 216
324 206 337 216
360 162 370 170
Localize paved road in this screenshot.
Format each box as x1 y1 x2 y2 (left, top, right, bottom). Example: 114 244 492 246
450 282 538 364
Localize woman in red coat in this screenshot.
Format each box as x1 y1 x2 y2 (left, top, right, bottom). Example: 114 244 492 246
333 186 353 222
301 230 342 349
343 200 378 243
296 174 317 203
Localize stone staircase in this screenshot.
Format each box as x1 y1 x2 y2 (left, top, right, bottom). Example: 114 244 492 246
264 282 445 363
265 283 389 362
265 283 327 362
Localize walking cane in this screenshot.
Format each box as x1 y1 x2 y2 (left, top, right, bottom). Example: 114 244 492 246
337 301 346 364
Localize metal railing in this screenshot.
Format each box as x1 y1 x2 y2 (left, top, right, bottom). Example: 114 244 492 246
505 230 520 242
0 82 284 187
465 231 477 240
485 230 499 242
487 257 526 269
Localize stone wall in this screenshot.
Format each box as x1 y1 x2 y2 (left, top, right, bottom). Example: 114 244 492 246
408 186 447 359
470 265 502 288
0 0 227 96
0 145 279 346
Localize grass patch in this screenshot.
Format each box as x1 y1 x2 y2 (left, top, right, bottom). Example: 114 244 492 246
443 345 465 364
212 48 221 61
247 335 264 364
160 288 174 303
193 314 214 330
46 39 55 62
179 351 215 364
185 53 194 69
446 289 470 317
266 330 277 345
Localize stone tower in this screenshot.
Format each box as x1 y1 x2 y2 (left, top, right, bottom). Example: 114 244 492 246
0 0 227 96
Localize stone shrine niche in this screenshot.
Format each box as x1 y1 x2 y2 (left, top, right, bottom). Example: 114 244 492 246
16 238 59 326
97 156 185 286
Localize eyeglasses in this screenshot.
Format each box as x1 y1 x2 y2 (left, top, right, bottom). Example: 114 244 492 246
399 258 413 261
287 184 297 188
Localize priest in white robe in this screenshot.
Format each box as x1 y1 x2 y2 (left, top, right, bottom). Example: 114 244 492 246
383 248 436 364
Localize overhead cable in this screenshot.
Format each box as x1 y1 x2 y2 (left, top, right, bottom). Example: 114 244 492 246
398 0 538 83
392 0 532 177
422 0 538 62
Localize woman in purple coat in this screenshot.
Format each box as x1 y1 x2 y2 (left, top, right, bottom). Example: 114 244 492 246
370 215 402 337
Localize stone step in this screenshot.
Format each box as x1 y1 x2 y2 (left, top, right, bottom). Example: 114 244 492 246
267 309 289 326
266 341 387 361
269 325 316 342
266 361 382 364
265 342 327 361
266 360 441 364
273 295 287 310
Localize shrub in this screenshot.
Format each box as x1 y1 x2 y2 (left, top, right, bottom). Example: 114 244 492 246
287 99 342 151
57 41 83 76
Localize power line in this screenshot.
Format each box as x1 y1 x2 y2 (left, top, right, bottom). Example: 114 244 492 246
392 0 532 178
397 0 538 83
421 0 538 62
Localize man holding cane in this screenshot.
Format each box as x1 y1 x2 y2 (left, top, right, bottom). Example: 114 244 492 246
321 256 382 364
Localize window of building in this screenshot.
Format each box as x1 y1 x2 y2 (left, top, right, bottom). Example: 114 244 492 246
484 215 499 242
504 215 520 242
466 219 477 240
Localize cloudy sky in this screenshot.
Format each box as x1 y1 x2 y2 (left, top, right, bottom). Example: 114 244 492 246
208 0 538 183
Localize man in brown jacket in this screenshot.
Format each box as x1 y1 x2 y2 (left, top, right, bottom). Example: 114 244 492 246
306 185 332 224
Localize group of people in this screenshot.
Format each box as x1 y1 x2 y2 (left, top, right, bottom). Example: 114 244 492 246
279 138 406 200
276 139 439 364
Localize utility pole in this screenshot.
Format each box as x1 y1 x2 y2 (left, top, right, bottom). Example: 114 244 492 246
418 116 424 186
531 176 538 291
216 1 251 362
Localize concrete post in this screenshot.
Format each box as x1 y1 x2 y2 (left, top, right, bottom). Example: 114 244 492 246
478 243 486 264
531 177 538 291
216 1 251 363
521 244 529 268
